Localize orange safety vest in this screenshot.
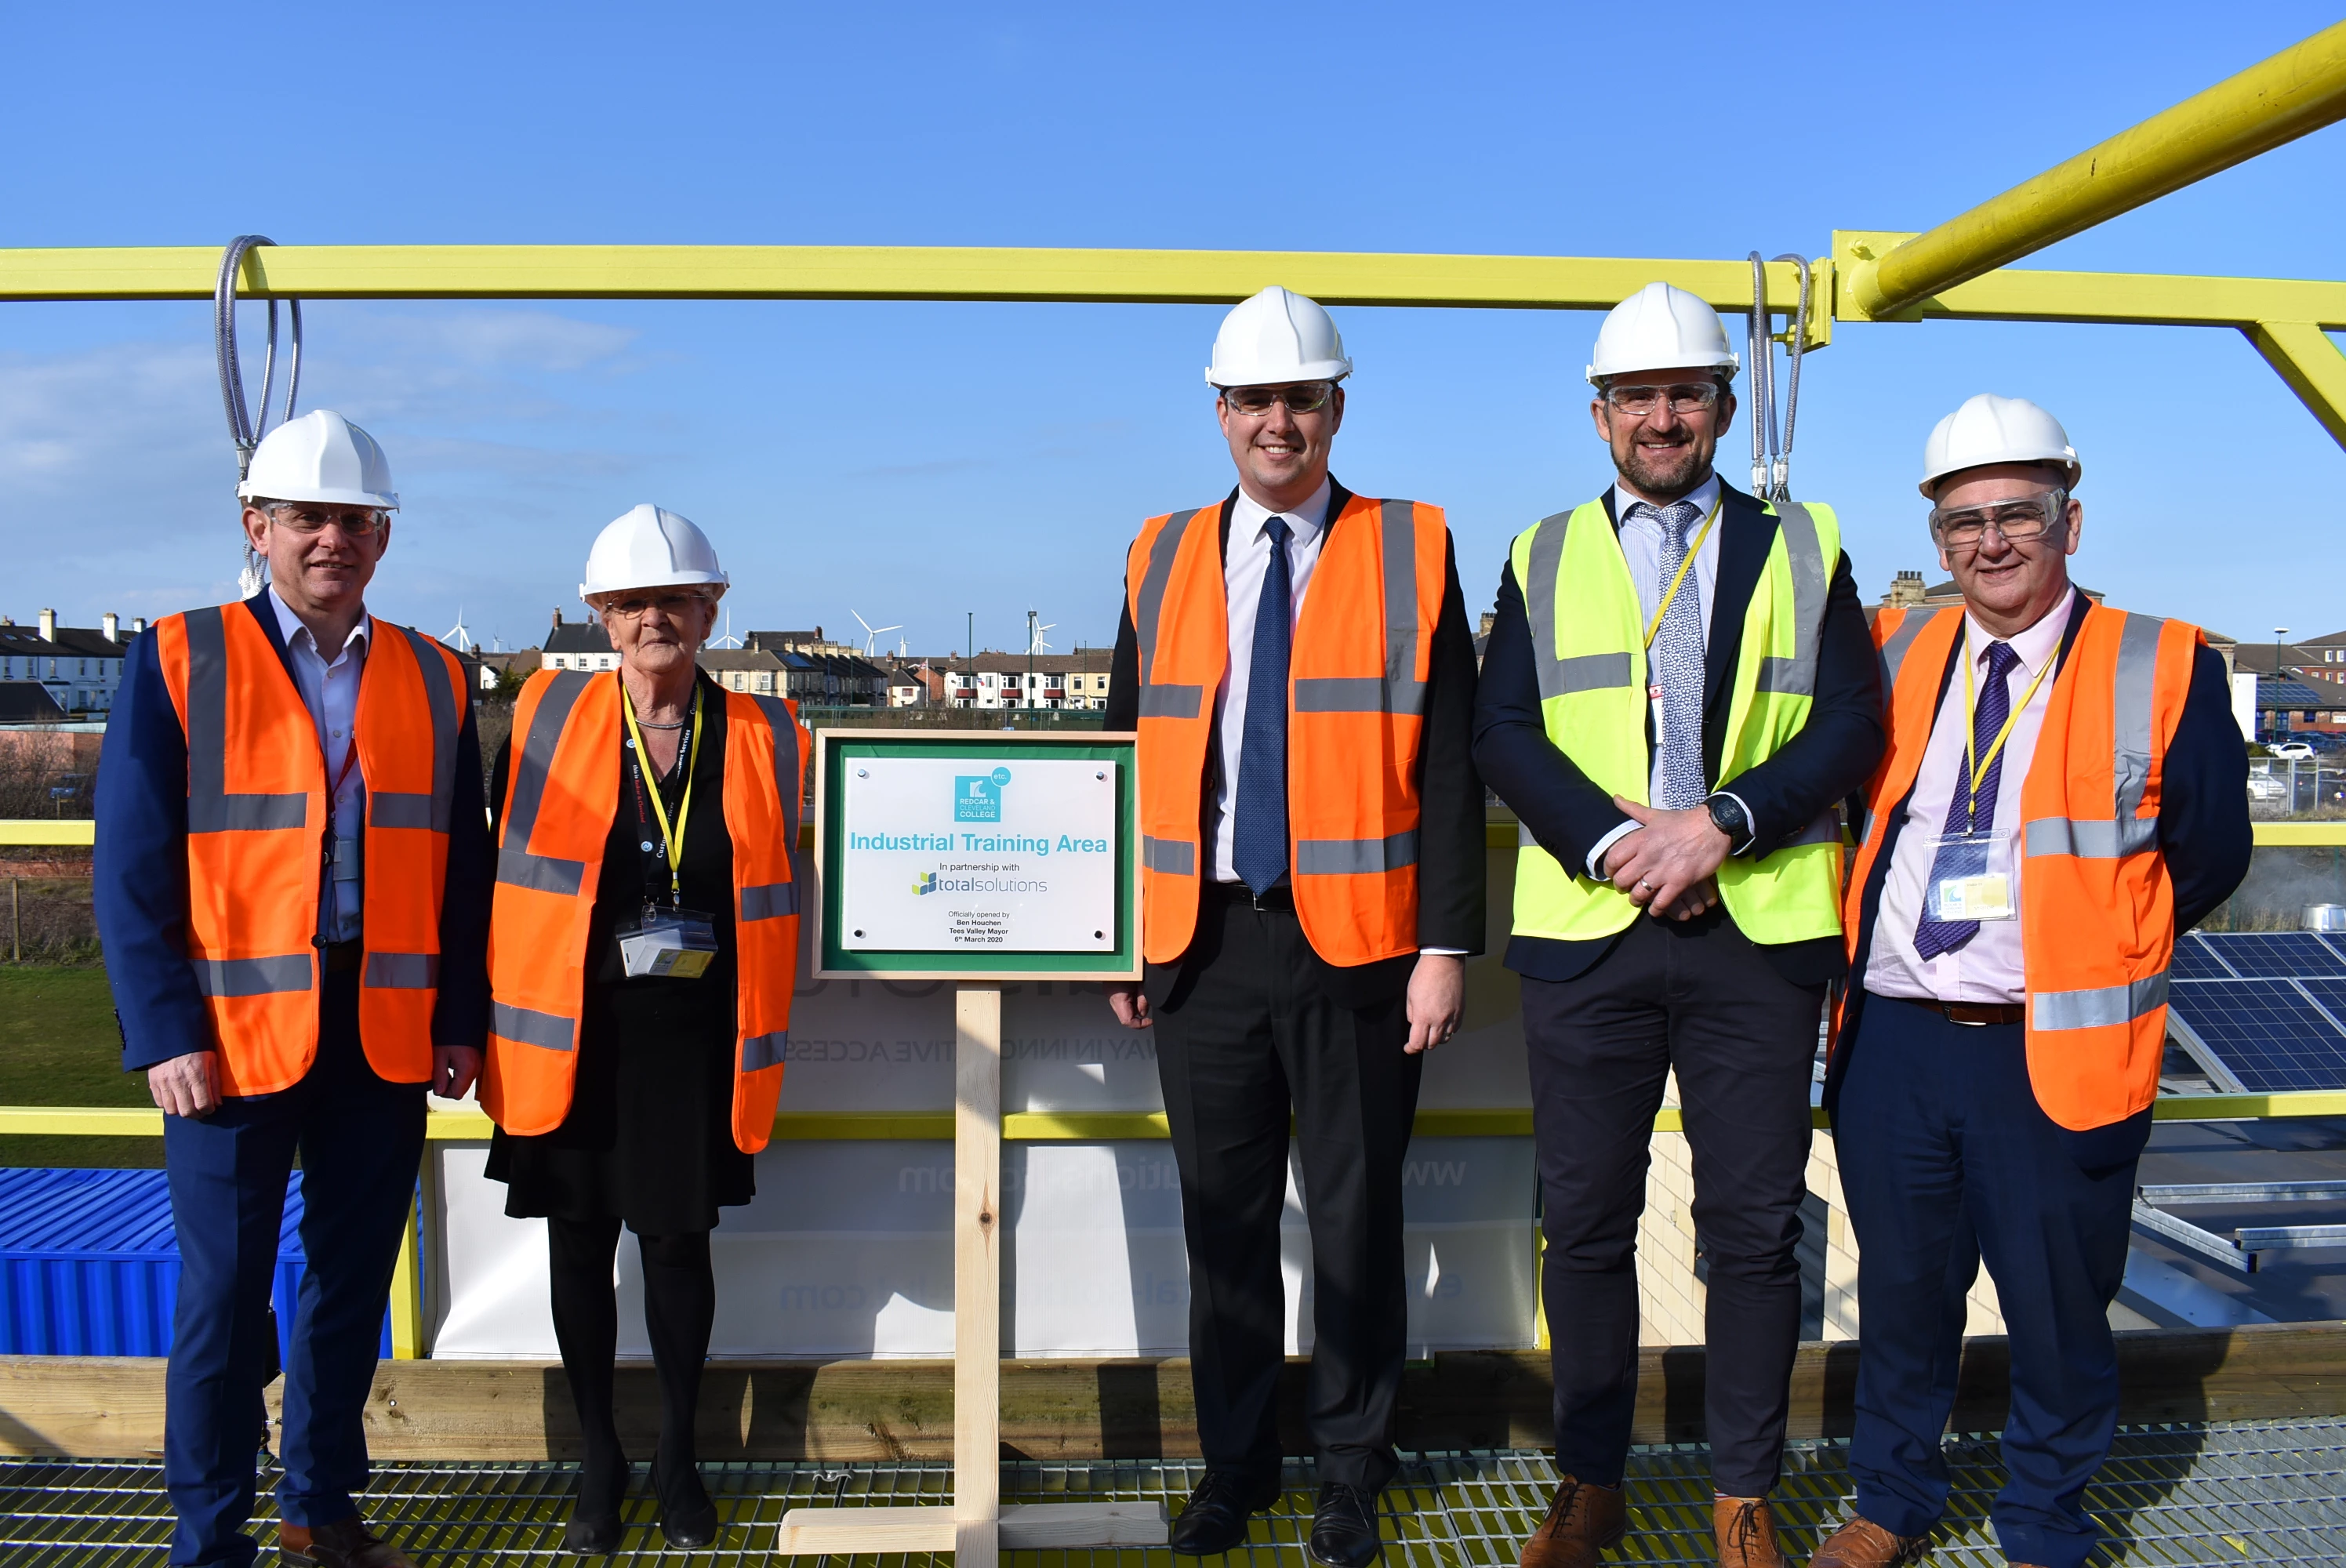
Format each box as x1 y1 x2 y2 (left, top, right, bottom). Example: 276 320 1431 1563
481 670 806 1152
152 601 467 1095
1124 493 1449 967
1839 601 2201 1131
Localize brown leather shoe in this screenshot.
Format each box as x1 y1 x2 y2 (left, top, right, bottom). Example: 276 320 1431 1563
1518 1475 1625 1568
279 1518 415 1568
1809 1515 1928 1567
1712 1496 1785 1567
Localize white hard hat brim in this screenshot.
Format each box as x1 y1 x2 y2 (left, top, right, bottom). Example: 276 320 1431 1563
1584 350 1740 386
579 571 729 604
237 479 399 510
1205 361 1352 389
1917 452 2082 497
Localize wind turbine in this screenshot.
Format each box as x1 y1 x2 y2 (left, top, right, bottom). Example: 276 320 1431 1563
1025 609 1057 655
709 607 743 649
853 609 903 656
442 608 476 652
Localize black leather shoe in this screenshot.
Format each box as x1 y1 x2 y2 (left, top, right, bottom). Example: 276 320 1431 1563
655 1454 718 1550
562 1457 630 1555
1308 1482 1382 1568
1170 1469 1283 1555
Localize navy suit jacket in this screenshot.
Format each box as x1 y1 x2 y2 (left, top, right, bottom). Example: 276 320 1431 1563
1472 481 1887 986
93 591 492 1071
1825 592 2252 1167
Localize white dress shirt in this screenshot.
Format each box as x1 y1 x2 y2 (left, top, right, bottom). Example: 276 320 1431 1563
1584 474 1738 875
1865 589 2075 1005
269 588 370 943
1210 480 1333 883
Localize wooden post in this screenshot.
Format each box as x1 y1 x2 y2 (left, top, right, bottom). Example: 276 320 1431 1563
9 877 17 964
953 982 1003 1568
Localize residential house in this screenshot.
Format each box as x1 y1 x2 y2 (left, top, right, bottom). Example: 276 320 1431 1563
0 609 141 716
930 650 1114 711
541 611 618 673
697 648 788 697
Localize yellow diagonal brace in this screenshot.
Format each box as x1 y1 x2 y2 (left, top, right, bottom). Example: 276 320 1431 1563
2244 321 2346 445
1847 21 2346 318
0 243 1821 321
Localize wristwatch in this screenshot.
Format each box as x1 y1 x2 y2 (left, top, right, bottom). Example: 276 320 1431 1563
1704 793 1752 851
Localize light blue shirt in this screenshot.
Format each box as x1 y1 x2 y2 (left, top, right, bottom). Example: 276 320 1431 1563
269 588 370 942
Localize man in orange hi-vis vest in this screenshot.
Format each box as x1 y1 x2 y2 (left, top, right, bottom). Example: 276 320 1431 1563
94 412 492 1568
1810 397 2248 1568
1102 286 1484 1568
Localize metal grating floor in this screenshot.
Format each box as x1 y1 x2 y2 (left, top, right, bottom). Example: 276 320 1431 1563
5 1421 2343 1566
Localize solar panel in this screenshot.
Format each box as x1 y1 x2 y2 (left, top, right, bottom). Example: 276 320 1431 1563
2195 932 2346 980
2168 932 2237 981
2166 978 2346 1093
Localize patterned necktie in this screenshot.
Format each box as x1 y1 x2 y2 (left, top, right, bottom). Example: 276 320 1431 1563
1232 515 1293 897
1640 500 1708 810
1912 639 2021 961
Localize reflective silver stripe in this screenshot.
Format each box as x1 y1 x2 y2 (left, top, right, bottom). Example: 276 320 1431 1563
2032 971 2169 1032
2112 612 2166 825
743 1030 788 1072
496 672 590 895
748 694 803 848
1289 500 1432 716
1521 510 1576 702
1137 684 1203 719
1876 607 1935 695
1554 652 1634 694
1752 501 1826 697
493 1000 576 1051
1292 677 1385 712
193 953 313 998
369 793 435 829
364 952 439 989
1296 829 1419 875
183 605 308 834
1518 819 1538 848
2024 815 2159 860
1135 506 1205 719
1789 810 1842 848
741 881 800 920
1142 835 1195 876
393 625 459 833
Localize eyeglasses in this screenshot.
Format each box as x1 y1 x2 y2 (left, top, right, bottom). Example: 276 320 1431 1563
1600 383 1723 418
1930 490 2068 550
603 593 706 620
267 505 386 537
1219 382 1338 417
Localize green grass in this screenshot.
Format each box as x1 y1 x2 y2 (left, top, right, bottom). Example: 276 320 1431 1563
0 962 162 1169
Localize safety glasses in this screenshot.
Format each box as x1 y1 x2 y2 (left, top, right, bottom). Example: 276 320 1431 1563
603 593 707 621
1930 489 2068 551
1219 382 1338 417
1600 383 1723 419
267 505 386 538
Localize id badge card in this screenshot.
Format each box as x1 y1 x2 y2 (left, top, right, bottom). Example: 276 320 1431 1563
618 903 720 978
1925 827 2016 922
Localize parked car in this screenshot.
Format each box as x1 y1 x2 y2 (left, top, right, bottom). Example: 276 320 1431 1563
2269 741 2315 760
2247 773 2289 802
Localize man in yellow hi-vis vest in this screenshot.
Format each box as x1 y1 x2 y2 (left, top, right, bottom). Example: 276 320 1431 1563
1472 284 1884 1568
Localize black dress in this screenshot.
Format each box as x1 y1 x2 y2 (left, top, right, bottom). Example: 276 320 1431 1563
485 671 754 1235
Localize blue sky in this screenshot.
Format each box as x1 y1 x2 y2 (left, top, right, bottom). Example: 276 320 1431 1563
4 3 2342 656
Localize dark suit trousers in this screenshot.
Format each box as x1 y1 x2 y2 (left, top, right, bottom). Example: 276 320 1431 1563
1835 996 2136 1568
1152 890 1423 1490
162 971 426 1567
1522 912 1821 1497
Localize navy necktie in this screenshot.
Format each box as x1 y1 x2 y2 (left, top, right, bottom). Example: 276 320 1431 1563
1912 640 2020 961
1233 515 1293 897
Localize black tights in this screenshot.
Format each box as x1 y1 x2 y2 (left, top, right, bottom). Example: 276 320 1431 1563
546 1216 715 1499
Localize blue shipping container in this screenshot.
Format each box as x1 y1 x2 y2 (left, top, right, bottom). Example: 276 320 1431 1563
0 1167 395 1359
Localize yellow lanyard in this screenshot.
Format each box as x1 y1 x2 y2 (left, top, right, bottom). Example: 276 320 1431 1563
1640 496 1723 651
1959 637 2055 829
620 680 702 903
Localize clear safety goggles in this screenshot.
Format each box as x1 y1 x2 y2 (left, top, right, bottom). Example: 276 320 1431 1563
1930 489 2068 551
1219 381 1338 416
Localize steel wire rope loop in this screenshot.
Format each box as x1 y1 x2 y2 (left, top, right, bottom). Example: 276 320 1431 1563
1770 253 1811 503
1747 252 1774 497
216 236 303 595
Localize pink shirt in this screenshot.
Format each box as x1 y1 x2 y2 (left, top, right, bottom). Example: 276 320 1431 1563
1865 590 2075 1005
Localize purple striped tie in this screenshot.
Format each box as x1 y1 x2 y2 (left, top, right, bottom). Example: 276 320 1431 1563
1912 640 2019 961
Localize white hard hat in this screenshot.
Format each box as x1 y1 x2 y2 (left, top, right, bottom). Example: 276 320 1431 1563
237 409 398 510
579 505 730 602
1206 285 1353 387
1919 394 2081 497
1586 281 1741 385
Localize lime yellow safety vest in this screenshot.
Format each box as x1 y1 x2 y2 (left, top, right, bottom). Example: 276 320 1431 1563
1508 495 1845 945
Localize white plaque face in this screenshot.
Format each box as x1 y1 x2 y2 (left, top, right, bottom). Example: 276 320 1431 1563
838 757 1118 952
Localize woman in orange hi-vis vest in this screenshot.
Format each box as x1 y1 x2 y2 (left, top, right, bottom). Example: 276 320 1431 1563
1810 398 2248 1568
479 507 806 1555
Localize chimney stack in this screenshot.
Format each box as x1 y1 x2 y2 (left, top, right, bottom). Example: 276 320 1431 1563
38 608 56 641
132 617 148 635
553 608 563 627
102 612 119 641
